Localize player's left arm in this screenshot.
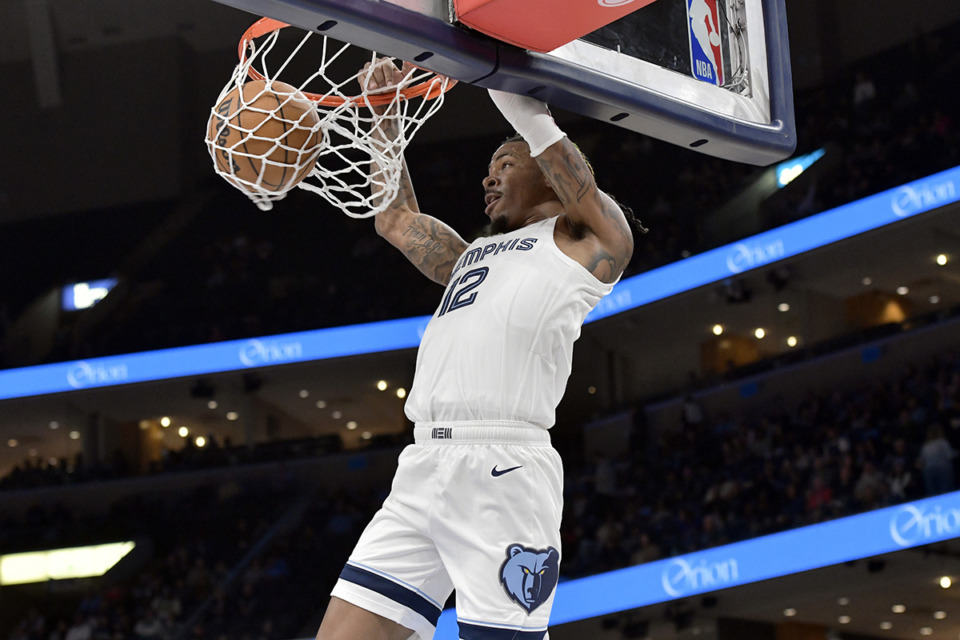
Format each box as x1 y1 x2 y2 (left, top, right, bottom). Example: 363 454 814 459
535 138 634 281
488 90 633 283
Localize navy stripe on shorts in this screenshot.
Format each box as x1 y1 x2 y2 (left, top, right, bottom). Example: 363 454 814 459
338 563 442 626
459 622 547 640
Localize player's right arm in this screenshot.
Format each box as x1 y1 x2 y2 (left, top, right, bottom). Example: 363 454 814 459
373 178 468 285
363 58 468 285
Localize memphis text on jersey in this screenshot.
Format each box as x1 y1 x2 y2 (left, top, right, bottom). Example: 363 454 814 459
449 236 538 280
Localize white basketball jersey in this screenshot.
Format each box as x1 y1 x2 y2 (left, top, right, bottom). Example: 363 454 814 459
404 217 615 429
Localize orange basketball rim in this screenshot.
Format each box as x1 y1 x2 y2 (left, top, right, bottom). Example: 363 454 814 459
238 17 457 107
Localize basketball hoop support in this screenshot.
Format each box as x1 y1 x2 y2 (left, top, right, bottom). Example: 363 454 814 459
211 0 796 165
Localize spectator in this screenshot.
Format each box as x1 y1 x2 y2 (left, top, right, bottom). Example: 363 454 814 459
63 615 94 640
150 586 182 627
681 394 704 429
887 457 917 502
132 610 164 640
917 424 956 495
630 532 662 565
853 460 887 508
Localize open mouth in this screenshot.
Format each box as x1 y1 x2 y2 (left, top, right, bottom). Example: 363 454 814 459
484 191 502 214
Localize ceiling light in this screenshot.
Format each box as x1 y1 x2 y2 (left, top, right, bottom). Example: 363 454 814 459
49 421 60 430
361 431 372 440
778 302 790 312
377 380 388 391
776 148 825 187
69 431 80 440
862 277 872 286
396 388 407 399
783 609 797 617
838 616 851 625
0 541 135 585
879 622 892 630
195 436 207 448
896 286 909 295
178 426 189 438
7 439 17 448
588 386 597 395
892 605 906 614
930 295 940 304
934 611 947 620
316 400 327 409
838 597 850 606
920 628 932 636
936 254 948 266
940 576 952 589
712 324 723 336
160 417 171 427
332 411 342 419
207 400 218 410
754 328 766 339
346 421 358 430
787 336 798 347
299 389 309 398
226 412 239 421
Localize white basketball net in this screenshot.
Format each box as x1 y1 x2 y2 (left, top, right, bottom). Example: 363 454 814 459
207 23 453 217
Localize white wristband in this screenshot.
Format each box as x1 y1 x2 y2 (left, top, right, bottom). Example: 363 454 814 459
488 89 566 157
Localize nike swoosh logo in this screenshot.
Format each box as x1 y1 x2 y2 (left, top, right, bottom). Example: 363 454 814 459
491 465 523 477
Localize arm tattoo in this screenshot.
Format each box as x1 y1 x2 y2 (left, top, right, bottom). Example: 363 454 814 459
368 97 466 283
536 140 634 281
398 217 463 284
535 149 593 206
599 197 633 270
364 81 465 284
565 151 592 203
585 248 619 282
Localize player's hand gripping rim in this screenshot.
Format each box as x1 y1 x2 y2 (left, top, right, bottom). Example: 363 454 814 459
359 58 421 114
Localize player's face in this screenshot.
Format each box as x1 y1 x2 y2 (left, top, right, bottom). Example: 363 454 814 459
483 141 553 233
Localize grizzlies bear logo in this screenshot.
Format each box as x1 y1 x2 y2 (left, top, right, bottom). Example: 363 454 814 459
499 544 560 614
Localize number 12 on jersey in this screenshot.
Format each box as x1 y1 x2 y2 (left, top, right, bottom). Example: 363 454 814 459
437 267 489 317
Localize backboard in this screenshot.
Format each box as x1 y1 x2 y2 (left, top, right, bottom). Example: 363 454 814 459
208 0 795 165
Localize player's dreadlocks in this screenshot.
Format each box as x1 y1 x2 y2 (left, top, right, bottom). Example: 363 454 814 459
503 133 649 236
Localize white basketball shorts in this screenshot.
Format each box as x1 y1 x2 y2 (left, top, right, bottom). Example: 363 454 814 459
331 421 563 640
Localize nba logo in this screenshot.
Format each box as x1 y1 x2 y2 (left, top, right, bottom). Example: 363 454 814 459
687 0 724 86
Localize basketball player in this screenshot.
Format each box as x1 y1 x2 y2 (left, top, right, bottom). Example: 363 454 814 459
315 59 637 640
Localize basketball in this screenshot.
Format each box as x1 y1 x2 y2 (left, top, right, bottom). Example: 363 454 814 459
206 80 323 195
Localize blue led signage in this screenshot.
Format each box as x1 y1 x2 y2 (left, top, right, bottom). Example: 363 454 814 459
432 490 960 637
1 165 957 400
